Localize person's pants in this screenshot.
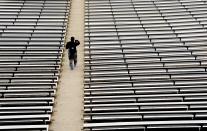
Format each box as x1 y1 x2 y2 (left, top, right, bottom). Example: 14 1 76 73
69 52 77 70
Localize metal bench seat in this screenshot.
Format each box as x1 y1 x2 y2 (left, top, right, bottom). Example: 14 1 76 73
187 10 207 15
85 105 185 113
174 28 206 34
84 114 142 122
0 125 48 131
139 17 165 21
87 51 193 58
0 54 61 59
86 88 178 96
0 38 64 43
85 90 135 96
155 2 183 6
0 47 63 52
0 97 54 103
87 69 207 79
155 47 188 51
112 20 142 25
85 4 109 8
112 9 135 13
0 75 57 81
86 59 202 67
85 18 116 23
141 20 167 26
115 25 143 30
84 120 207 130
0 106 53 114
85 25 115 30
84 101 207 109
0 12 18 16
87 21 116 26
84 96 182 104
88 48 156 53
163 15 193 20
86 9 113 12
40 12 68 15
157 6 185 10
137 14 162 18
184 7 207 12
0 110 50 116
85 92 207 101
86 54 197 61
0 61 61 65
167 20 199 26
85 28 117 33
7 85 57 90
0 114 50 124
193 14 207 21
9 69 58 74
0 100 53 107
0 9 20 13
3 28 65 32
36 22 67 26
85 79 207 90
2 67 59 72
162 10 192 19
177 0 203 4
85 32 117 37
0 16 17 19
192 51 207 58
85 79 173 86
0 89 55 97
85 114 193 122
4 24 65 29
4 93 55 98
150 37 180 43
0 37 63 42
180 36 207 41
0 1 24 4
143 25 171 30
85 109 207 117
159 12 190 17
0 45 62 50
88 37 119 42
85 81 206 89
149 34 176 38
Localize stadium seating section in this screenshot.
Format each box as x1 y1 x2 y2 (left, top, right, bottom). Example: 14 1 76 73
84 0 207 131
0 0 69 130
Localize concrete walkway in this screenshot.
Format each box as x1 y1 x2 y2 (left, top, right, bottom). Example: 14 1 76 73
49 0 84 130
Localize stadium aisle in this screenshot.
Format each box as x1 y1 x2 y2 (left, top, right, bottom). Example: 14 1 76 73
49 0 84 130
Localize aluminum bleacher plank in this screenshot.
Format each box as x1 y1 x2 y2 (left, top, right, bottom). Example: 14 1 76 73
0 125 48 131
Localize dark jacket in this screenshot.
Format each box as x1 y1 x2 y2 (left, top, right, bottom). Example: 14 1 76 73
66 40 80 59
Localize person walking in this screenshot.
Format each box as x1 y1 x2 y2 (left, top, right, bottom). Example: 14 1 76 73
66 37 80 70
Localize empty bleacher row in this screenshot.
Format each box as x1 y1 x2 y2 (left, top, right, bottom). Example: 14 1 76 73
0 0 69 130
84 0 207 130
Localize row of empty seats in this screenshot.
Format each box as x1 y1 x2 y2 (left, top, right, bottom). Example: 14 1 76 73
0 0 69 130
84 0 207 130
